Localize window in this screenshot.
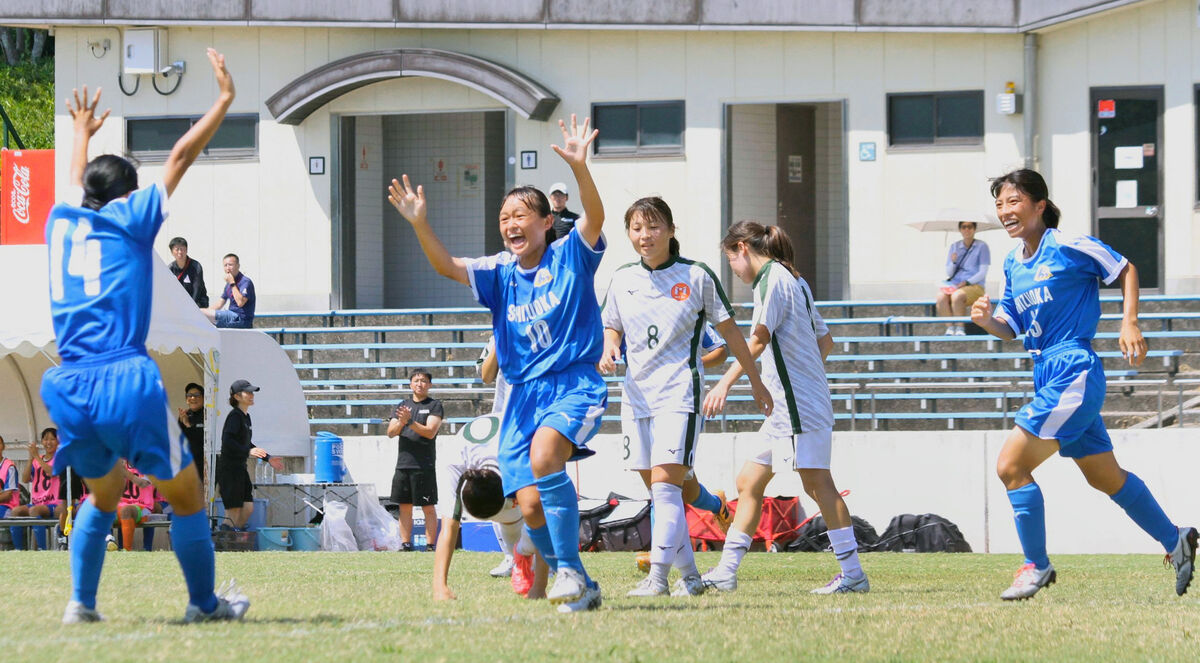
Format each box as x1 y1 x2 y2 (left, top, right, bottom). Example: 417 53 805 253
592 101 684 156
887 92 983 146
126 114 259 161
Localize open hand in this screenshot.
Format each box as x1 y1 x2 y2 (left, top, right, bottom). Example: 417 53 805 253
205 48 235 100
388 175 427 225
67 85 110 137
551 114 597 167
702 382 731 418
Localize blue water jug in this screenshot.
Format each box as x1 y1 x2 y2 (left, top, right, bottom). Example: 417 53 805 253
314 432 344 483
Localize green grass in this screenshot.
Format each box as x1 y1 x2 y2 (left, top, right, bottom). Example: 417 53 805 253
0 59 54 150
0 551 1195 662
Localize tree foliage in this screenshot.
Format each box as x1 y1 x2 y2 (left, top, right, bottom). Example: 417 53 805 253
0 59 54 149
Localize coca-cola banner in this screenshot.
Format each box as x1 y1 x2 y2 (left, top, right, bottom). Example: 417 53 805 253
1 149 55 245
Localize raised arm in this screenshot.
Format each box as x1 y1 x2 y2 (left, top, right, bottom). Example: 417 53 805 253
66 86 110 188
388 175 470 286
163 48 235 197
550 115 604 246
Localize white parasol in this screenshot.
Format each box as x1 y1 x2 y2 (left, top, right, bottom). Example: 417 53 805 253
906 208 1002 233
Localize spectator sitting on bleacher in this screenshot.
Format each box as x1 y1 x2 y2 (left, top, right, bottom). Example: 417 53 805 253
0 435 21 521
112 462 163 552
168 237 209 308
202 253 255 329
937 221 990 336
8 428 61 550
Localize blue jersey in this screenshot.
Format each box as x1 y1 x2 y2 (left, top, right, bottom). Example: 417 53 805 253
44 184 167 363
465 228 606 384
995 229 1127 352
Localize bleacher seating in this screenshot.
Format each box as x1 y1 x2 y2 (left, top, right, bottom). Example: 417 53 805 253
256 295 1200 435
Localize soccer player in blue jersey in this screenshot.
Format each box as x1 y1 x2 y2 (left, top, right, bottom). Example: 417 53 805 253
43 48 249 624
972 168 1196 600
388 115 607 613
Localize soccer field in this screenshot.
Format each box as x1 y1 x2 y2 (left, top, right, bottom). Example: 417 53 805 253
1 551 1193 662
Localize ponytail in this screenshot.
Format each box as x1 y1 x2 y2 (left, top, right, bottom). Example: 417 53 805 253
624 197 680 256
81 155 138 210
721 220 800 277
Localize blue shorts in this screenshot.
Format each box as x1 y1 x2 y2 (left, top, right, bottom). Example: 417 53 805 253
41 347 193 481
1015 340 1113 459
498 363 607 496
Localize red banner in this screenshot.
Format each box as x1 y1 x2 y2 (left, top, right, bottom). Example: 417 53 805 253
1 149 55 245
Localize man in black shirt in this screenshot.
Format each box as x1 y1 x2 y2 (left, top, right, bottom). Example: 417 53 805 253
177 382 206 484
548 182 580 240
168 237 209 308
387 369 443 551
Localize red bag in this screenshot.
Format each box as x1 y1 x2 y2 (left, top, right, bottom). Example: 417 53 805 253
685 496 805 549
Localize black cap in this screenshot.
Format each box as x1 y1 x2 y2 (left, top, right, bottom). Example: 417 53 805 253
230 379 260 395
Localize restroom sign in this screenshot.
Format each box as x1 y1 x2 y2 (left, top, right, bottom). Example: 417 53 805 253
432 158 449 183
1097 99 1116 119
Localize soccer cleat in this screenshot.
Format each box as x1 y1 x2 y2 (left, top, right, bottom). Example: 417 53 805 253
556 582 602 613
671 573 707 597
62 601 104 624
105 534 118 552
635 551 651 574
811 572 870 595
547 567 587 605
1000 563 1055 601
490 555 515 578
184 579 251 623
626 576 669 597
1166 526 1198 596
699 567 737 593
510 553 534 596
714 490 732 533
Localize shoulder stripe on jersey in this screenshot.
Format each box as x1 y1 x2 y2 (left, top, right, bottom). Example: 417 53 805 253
686 259 735 318
798 279 817 334
770 336 804 435
1055 230 1126 282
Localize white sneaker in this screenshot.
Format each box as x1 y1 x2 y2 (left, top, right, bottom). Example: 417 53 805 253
671 573 706 597
184 579 251 623
490 555 515 578
105 534 118 552
556 582 602 613
547 567 586 605
944 327 956 336
1167 526 1198 596
954 327 966 336
699 567 737 593
626 576 669 597
1000 563 1055 600
811 572 870 594
62 601 104 624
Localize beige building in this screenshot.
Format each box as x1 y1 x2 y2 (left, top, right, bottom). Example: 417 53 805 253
8 0 1200 309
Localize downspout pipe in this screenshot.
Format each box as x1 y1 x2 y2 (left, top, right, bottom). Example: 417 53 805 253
1024 33 1038 169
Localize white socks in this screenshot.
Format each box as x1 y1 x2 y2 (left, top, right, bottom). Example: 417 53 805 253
498 520 534 557
716 528 753 576
494 521 515 557
650 482 686 585
827 526 864 579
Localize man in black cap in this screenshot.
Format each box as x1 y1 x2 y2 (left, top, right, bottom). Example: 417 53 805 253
548 182 580 241
177 382 207 485
217 379 280 530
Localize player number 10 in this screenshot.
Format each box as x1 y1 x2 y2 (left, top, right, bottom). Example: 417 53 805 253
49 217 103 301
525 320 553 353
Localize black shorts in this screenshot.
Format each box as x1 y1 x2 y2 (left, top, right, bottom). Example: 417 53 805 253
216 462 254 510
390 467 437 507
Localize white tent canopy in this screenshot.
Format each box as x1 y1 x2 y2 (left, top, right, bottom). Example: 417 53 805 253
0 245 309 464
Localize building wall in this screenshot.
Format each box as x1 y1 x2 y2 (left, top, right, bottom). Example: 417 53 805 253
353 115 385 309
51 14 1200 309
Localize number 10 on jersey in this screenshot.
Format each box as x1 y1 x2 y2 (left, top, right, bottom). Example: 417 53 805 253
525 320 553 352
49 217 103 301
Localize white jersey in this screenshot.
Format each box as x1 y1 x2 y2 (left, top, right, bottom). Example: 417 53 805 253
602 256 734 418
752 260 833 436
477 338 510 414
435 415 518 522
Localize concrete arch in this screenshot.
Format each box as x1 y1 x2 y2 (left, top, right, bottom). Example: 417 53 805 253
265 48 559 125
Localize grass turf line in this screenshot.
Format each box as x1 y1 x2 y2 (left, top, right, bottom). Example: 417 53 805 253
0 551 1194 662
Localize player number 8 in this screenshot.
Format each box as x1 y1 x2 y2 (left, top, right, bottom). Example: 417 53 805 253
647 324 660 349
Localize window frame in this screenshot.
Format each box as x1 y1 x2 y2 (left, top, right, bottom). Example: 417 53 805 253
125 113 260 162
591 100 685 157
886 90 984 148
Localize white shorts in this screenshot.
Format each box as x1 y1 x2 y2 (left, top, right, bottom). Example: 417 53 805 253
622 412 701 471
748 428 832 472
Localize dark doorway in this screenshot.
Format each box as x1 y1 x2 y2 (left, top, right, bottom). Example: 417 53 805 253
775 104 817 289
1090 87 1162 290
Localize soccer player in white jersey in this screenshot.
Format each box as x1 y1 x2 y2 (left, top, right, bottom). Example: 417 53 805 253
972 169 1195 600
476 336 518 576
599 197 772 598
431 414 548 600
702 221 870 594
389 116 608 613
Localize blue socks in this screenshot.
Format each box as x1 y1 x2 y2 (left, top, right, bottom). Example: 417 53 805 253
691 483 722 515
535 471 588 578
32 525 48 551
69 500 115 610
1007 483 1050 569
170 511 219 613
523 523 559 571
10 525 25 550
1110 472 1179 552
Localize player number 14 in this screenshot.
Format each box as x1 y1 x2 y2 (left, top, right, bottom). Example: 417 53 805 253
49 217 103 301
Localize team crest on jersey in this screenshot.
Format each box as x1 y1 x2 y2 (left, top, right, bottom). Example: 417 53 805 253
534 268 554 287
670 282 691 301
1033 265 1052 282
